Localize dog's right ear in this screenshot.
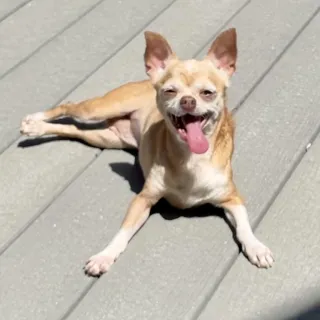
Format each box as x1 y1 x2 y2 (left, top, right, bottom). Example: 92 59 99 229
144 31 175 82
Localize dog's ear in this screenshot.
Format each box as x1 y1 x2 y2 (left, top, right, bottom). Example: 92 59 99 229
206 28 237 77
144 31 175 82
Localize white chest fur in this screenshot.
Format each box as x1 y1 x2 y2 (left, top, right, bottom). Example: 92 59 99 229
165 153 229 208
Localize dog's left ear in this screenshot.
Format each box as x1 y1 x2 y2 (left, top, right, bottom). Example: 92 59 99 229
144 31 175 82
206 28 237 77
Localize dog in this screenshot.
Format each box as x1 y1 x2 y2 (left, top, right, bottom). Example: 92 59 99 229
20 28 274 276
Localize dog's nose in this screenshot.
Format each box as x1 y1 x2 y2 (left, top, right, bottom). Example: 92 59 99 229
180 96 196 112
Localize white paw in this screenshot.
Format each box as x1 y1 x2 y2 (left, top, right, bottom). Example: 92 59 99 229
84 253 116 276
243 239 274 268
20 119 46 137
23 112 46 122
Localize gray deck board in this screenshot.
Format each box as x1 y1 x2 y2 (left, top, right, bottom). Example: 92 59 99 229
0 3 319 320
0 0 174 152
0 0 104 77
198 135 320 320
0 0 248 255
0 140 97 250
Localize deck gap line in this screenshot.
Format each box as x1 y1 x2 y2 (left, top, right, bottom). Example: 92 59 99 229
59 279 98 320
192 0 252 58
0 0 178 156
0 0 32 24
0 149 102 255
231 6 320 114
0 0 107 81
251 126 320 232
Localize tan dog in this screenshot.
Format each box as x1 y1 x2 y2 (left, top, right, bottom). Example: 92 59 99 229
20 28 274 276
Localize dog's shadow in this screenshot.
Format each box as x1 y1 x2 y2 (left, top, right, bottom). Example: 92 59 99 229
109 157 240 249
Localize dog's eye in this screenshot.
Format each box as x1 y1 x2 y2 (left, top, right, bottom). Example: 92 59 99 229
200 90 216 100
163 88 177 95
201 90 215 96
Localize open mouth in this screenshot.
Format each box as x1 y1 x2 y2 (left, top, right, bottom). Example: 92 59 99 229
168 113 211 132
167 112 212 154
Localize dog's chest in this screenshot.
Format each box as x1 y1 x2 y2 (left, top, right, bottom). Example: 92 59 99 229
165 158 229 208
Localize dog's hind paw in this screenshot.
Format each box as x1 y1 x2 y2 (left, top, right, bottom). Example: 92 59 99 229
84 254 116 276
23 112 46 123
20 119 46 137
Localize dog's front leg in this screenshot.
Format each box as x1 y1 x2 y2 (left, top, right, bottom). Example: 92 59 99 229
85 182 163 276
220 198 274 268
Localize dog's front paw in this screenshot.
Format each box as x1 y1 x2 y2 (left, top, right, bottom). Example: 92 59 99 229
243 239 274 268
20 119 46 137
84 253 116 276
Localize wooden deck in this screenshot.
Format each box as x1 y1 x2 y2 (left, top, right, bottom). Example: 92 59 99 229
1 1 319 319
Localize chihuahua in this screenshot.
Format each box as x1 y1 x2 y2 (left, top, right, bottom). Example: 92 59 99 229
20 28 274 276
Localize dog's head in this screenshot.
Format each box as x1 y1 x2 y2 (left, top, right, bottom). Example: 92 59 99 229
143 28 237 154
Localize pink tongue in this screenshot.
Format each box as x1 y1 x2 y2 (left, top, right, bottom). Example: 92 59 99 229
185 121 209 154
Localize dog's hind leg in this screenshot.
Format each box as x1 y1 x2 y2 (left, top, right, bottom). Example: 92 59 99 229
20 119 135 149
21 80 154 124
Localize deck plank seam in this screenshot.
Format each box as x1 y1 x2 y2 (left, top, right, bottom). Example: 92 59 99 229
60 280 97 320
192 0 251 57
0 0 107 80
231 6 320 114
0 0 32 24
0 150 101 255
